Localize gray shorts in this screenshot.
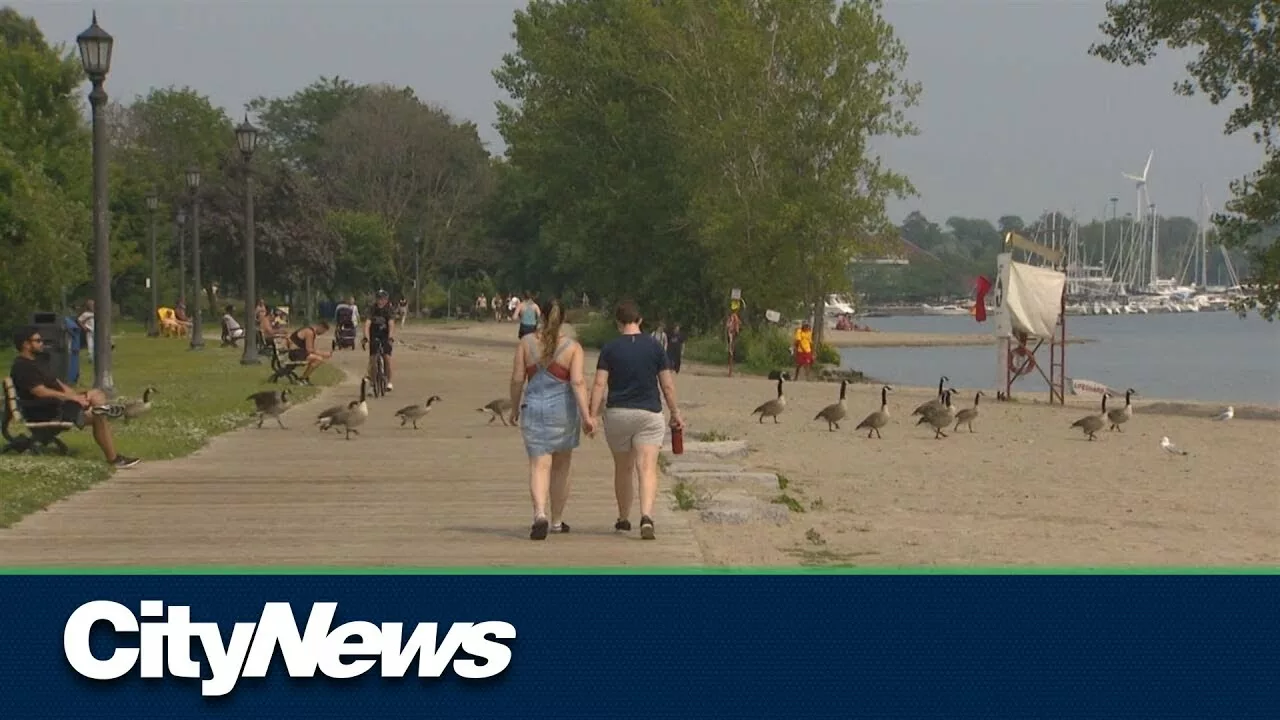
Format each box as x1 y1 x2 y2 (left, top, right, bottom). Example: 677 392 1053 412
603 408 666 452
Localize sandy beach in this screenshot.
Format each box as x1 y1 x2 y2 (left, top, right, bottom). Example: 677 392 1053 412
408 321 1279 567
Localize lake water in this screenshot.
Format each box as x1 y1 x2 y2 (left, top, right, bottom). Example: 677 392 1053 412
837 312 1280 405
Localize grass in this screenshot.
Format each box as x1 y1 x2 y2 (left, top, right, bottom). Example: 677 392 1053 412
574 316 840 377
690 429 734 442
0 324 340 527
671 479 712 511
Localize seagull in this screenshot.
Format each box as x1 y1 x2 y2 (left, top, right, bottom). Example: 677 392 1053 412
1160 436 1189 456
1213 406 1233 422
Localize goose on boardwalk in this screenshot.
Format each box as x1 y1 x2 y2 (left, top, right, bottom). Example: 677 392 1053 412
478 398 513 425
327 378 370 440
751 376 787 424
911 375 951 417
813 380 849 431
315 403 347 431
914 389 954 439
1071 394 1109 441
1107 388 1136 431
395 395 443 429
248 389 290 429
952 391 983 433
855 385 893 439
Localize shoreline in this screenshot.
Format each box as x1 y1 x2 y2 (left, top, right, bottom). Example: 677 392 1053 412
823 330 1095 348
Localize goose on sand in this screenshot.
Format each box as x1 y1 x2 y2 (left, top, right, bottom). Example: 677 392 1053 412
914 389 955 439
952 391 983 433
854 385 893 439
750 377 787 424
395 395 443 429
1107 388 1136 431
478 398 513 425
1071 394 1109 441
911 375 952 417
813 380 849 431
327 378 370 440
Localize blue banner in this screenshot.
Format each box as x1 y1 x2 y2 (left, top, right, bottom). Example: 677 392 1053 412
0 574 1276 718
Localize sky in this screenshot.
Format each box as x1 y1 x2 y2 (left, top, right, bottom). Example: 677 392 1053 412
12 0 1263 226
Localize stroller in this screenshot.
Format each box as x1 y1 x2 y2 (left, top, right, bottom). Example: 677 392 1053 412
333 305 357 351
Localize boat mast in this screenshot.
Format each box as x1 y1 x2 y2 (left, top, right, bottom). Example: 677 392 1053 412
1148 202 1159 288
1198 187 1209 289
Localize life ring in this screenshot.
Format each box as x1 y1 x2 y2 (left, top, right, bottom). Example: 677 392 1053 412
1009 346 1037 377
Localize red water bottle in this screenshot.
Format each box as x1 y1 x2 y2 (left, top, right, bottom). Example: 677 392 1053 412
670 424 684 455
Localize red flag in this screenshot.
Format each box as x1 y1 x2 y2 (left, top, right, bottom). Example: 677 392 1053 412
973 275 992 322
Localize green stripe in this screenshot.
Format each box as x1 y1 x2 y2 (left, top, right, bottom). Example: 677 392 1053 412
0 566 1276 575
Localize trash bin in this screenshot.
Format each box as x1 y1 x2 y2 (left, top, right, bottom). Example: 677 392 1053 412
29 312 72 384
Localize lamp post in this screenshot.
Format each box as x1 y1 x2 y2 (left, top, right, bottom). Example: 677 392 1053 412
186 165 204 349
176 207 187 305
145 189 159 336
76 12 114 392
235 116 260 364
414 233 422 319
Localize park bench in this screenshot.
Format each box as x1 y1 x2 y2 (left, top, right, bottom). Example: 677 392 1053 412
1 376 76 455
264 336 306 385
220 317 242 348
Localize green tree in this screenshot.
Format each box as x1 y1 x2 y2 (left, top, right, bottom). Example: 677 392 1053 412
0 8 90 325
1090 0 1280 318
248 76 366 173
327 210 397 294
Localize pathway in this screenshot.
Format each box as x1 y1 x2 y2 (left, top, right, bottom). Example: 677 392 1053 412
0 326 705 566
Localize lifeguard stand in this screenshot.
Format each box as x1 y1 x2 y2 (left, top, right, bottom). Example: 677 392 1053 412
993 232 1068 404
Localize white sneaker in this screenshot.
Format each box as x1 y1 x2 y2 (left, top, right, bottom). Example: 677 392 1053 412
386 383 394 391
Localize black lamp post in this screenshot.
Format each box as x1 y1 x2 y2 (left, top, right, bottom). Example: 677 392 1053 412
186 165 204 349
176 207 187 305
235 115 260 364
145 189 159 337
76 11 114 392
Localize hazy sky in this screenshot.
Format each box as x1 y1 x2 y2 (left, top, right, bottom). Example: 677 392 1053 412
13 0 1262 225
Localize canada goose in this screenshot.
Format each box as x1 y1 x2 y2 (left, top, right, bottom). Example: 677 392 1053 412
911 375 951 417
97 387 157 423
855 385 893 439
750 377 787 424
914 389 954 439
767 370 793 381
478 398 513 425
248 389 290 429
1107 388 1136 431
1071 393 1109 441
327 378 370 440
395 395 443 429
952 391 984 433
813 380 849 431
315 403 347 431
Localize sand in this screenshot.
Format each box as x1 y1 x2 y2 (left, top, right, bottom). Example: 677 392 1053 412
421 321 1279 567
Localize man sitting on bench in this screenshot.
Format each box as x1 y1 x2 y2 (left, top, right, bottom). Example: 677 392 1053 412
9 326 139 468
288 321 331 385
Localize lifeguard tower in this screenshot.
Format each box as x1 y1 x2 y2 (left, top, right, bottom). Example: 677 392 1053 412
993 232 1068 404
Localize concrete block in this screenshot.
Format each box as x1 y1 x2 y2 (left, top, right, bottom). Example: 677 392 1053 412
663 440 749 462
671 470 780 486
698 491 790 525
666 463 748 475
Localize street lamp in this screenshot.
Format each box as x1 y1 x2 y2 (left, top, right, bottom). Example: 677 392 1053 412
77 11 114 393
235 115 260 364
176 207 187 305
186 165 204 349
145 189 159 337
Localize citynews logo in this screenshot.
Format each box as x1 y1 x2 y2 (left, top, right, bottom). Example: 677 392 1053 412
63 600 516 697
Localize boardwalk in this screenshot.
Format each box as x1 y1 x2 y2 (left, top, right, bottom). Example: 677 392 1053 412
0 327 705 567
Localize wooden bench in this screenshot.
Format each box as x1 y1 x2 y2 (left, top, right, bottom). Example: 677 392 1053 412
1 376 77 455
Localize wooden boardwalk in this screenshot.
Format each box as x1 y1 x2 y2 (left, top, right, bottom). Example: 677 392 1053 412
0 329 705 567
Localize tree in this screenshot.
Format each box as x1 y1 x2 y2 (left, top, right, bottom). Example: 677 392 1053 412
327 210 397 294
1090 0 1280 318
0 8 90 326
248 76 366 173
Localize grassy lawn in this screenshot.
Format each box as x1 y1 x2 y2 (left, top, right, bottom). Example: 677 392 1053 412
0 324 341 528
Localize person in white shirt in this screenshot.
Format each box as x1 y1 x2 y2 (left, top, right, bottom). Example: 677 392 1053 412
77 300 95 362
221 305 245 341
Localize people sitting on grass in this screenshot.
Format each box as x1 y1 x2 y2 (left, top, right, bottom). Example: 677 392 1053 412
287 321 331 385
9 326 139 469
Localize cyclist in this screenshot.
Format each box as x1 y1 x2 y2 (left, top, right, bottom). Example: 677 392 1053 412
363 289 397 391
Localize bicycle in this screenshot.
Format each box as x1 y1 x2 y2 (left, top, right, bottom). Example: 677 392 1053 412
368 336 391 398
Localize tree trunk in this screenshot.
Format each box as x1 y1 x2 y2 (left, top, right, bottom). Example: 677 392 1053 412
812 283 826 357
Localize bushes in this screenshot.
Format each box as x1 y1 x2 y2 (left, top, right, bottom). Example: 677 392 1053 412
574 315 618 348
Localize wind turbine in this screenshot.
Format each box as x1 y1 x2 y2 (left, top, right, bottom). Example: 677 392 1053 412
1122 150 1154 288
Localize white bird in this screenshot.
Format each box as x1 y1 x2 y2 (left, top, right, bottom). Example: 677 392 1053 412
1160 436 1189 456
1213 406 1233 422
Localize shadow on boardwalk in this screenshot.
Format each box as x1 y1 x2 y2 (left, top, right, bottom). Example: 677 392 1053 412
0 329 704 567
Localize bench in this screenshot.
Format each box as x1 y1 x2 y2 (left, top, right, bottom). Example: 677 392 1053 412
265 337 307 384
220 317 243 348
1 377 76 455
